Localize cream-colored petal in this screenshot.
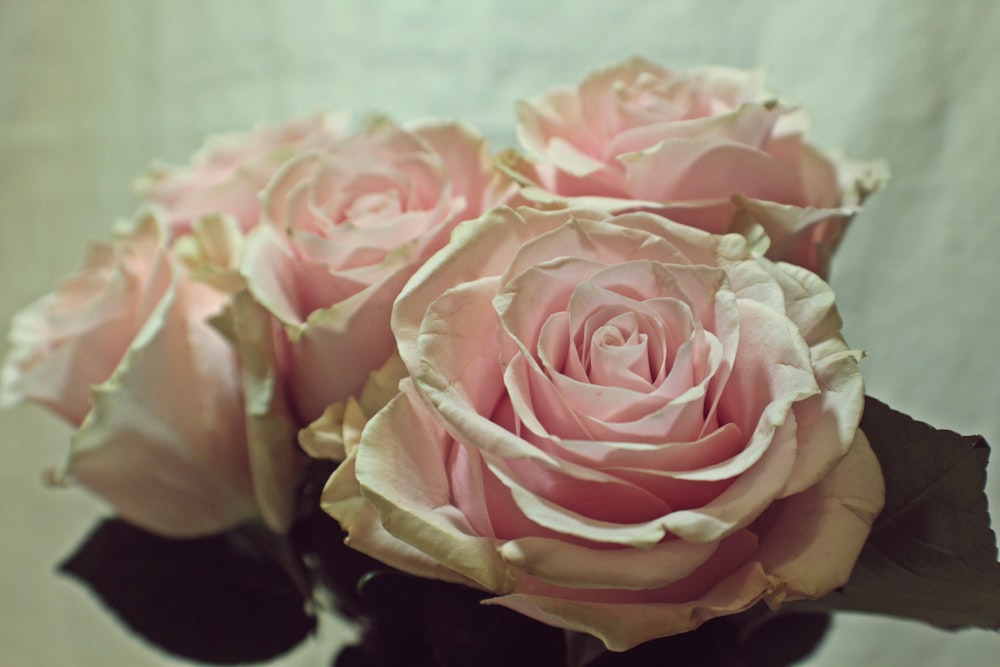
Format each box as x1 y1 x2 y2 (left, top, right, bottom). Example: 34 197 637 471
355 386 516 593
298 351 408 461
392 206 566 375
298 401 350 461
757 429 884 605
487 559 770 651
500 536 717 590
782 349 864 497
321 450 483 589
230 290 304 534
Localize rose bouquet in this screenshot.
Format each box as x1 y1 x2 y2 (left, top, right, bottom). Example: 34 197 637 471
3 58 998 667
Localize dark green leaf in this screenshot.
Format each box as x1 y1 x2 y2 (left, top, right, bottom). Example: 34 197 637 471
60 519 315 664
813 396 1000 629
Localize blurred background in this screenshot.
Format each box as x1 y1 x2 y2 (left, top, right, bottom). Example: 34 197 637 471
2 1 998 664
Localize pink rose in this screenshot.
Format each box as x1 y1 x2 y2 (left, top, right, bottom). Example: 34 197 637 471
136 114 346 238
2 214 295 537
242 118 517 425
323 206 884 650
513 57 885 276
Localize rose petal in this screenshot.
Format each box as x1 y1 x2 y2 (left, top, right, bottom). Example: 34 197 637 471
322 449 483 589
607 103 782 158
661 409 799 542
230 291 304 532
408 120 518 216
66 280 256 537
729 195 855 277
758 430 885 604
354 385 515 592
2 216 171 425
783 349 864 496
517 86 595 164
622 138 805 205
498 215 689 289
500 536 717 590
392 207 567 374
485 457 671 548
486 530 768 651
718 298 817 435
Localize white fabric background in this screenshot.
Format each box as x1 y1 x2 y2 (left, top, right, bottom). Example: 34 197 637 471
2 1 999 664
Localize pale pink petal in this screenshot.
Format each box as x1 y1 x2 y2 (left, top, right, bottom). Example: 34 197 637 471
782 349 864 496
557 422 744 472
729 195 855 277
2 216 172 425
660 410 799 542
444 427 498 538
652 199 737 235
416 277 508 420
487 531 768 651
718 299 817 435
322 450 483 589
260 152 325 232
504 352 593 442
355 386 515 592
298 401 352 461
136 113 345 237
494 257 605 363
606 210 731 266
548 366 708 441
483 457 673 548
622 138 805 204
392 207 566 374
498 214 687 288
286 258 414 421
537 311 575 378
172 213 248 294
408 119 517 216
66 280 255 537
586 314 655 390
516 86 596 162
241 224 310 328
500 536 717 590
740 255 845 351
607 103 782 158
757 430 884 604
500 454 672 524
578 57 671 133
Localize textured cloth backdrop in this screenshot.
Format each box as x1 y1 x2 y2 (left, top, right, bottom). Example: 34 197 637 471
1 1 998 665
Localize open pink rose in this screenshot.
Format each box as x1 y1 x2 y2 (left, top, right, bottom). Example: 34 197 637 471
136 114 346 238
2 214 295 537
514 57 885 276
323 206 884 650
242 118 517 425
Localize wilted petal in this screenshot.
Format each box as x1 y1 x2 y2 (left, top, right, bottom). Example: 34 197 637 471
230 291 305 532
